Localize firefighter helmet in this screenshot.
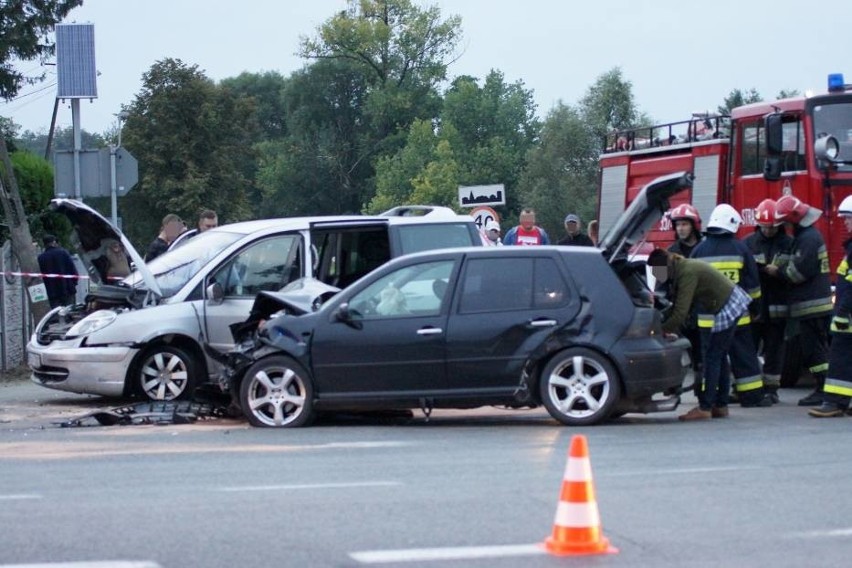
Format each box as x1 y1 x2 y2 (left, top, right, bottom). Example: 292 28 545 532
839 195 852 216
668 203 702 231
775 195 822 226
706 204 742 234
754 199 778 227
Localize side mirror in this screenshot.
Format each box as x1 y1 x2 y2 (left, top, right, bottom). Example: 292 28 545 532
764 113 783 156
332 302 362 329
815 135 841 167
206 281 224 305
763 157 782 182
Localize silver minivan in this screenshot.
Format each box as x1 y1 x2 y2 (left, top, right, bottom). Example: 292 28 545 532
27 200 483 401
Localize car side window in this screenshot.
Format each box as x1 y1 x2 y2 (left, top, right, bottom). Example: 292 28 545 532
313 228 391 288
213 235 301 297
533 258 569 308
459 258 534 313
348 260 454 319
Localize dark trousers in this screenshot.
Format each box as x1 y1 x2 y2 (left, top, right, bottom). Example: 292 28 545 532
823 333 852 407
47 294 74 309
729 324 765 404
752 319 786 387
797 316 830 388
698 325 738 410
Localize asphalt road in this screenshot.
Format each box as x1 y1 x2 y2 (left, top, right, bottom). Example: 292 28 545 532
1 376 851 568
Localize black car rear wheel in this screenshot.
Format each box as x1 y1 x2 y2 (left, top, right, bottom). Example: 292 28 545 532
239 355 314 428
539 347 621 426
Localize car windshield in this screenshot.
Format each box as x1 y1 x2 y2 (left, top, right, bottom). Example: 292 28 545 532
124 231 244 297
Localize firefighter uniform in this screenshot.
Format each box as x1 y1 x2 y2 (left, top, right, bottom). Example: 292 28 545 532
692 232 770 406
743 226 793 395
780 222 833 404
809 194 852 417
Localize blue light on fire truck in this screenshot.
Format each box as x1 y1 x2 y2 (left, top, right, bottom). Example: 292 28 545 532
828 73 845 92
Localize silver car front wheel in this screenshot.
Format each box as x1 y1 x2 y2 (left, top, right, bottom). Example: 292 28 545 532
539 347 621 426
134 345 196 401
239 355 314 428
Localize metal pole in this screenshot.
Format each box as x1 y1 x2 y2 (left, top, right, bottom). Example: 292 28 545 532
71 98 82 200
110 144 118 227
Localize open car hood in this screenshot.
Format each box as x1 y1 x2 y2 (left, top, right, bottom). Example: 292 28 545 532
599 172 693 260
49 198 162 297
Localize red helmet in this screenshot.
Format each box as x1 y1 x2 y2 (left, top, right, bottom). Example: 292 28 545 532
754 199 778 227
774 195 810 225
668 203 702 231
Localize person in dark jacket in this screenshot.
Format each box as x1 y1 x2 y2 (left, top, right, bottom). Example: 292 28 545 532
743 199 793 402
809 195 852 417
145 213 184 262
692 204 773 407
37 234 78 308
765 195 834 406
649 248 752 421
556 214 594 246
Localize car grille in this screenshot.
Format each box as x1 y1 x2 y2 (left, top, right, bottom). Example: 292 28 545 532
33 365 69 383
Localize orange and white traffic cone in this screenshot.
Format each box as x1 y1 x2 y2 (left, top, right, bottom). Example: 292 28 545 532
543 434 618 556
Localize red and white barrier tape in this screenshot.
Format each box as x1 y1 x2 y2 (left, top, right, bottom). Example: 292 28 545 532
1 271 90 279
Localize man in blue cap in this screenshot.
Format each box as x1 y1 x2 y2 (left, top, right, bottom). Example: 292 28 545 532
557 213 594 246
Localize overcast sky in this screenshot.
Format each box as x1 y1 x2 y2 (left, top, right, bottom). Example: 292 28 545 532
3 0 851 136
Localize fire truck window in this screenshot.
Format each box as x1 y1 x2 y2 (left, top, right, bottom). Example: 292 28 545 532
741 123 764 176
780 119 806 172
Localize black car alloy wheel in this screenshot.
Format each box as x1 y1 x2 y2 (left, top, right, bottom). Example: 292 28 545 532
539 347 621 425
239 355 315 428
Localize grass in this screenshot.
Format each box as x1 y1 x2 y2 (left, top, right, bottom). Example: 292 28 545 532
0 365 30 383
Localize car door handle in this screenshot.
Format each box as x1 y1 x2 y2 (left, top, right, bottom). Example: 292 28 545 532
528 319 557 327
417 327 443 336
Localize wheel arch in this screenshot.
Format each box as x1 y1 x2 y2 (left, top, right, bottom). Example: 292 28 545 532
530 343 625 402
124 334 209 397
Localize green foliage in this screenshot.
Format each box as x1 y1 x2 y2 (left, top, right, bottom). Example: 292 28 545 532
1 150 71 242
14 126 107 157
517 103 598 238
776 89 800 100
220 71 289 141
580 67 639 143
120 58 257 247
717 88 763 116
0 0 84 100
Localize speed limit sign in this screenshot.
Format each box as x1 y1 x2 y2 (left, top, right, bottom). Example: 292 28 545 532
470 206 499 230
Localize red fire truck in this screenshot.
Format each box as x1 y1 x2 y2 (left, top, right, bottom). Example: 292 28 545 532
598 73 852 273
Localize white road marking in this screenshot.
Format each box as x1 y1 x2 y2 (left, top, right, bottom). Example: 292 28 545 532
0 494 41 500
0 562 161 568
602 465 763 476
350 544 545 564
217 481 402 492
791 527 852 538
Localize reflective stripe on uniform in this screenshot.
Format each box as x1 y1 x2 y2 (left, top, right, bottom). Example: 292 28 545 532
768 304 789 319
790 297 834 318
824 378 852 398
698 312 752 328
734 374 764 392
763 373 781 388
809 362 829 374
706 257 744 284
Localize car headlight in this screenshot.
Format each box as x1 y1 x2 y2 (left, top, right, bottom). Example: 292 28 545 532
67 310 118 337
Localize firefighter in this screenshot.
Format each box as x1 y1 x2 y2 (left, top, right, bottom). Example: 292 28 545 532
765 195 833 406
691 204 773 407
665 204 704 390
667 204 703 257
742 198 793 403
808 195 852 417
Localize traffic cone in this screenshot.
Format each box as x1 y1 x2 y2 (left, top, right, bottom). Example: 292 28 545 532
543 434 618 556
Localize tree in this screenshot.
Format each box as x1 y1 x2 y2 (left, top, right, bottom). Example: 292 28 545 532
580 67 643 144
15 126 106 157
0 0 83 323
777 89 800 100
120 58 258 247
0 0 83 100
717 88 763 116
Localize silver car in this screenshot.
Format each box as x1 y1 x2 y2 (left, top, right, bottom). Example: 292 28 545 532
27 201 483 401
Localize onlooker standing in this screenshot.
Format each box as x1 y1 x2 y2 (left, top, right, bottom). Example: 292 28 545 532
809 195 852 417
37 234 78 309
692 204 773 407
556 214 594 246
766 195 833 406
648 248 752 421
170 209 219 250
587 219 600 246
743 199 793 402
484 220 502 246
145 213 184 262
503 208 550 246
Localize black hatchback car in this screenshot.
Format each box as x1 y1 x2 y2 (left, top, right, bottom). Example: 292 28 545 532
213 172 693 427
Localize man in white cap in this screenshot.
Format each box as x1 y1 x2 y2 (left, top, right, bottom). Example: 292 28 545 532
484 220 502 246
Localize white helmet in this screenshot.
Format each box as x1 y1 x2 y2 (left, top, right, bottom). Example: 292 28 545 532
706 204 742 234
839 195 852 216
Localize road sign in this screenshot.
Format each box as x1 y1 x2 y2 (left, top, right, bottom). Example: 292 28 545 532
54 147 139 198
470 206 499 230
459 184 505 208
